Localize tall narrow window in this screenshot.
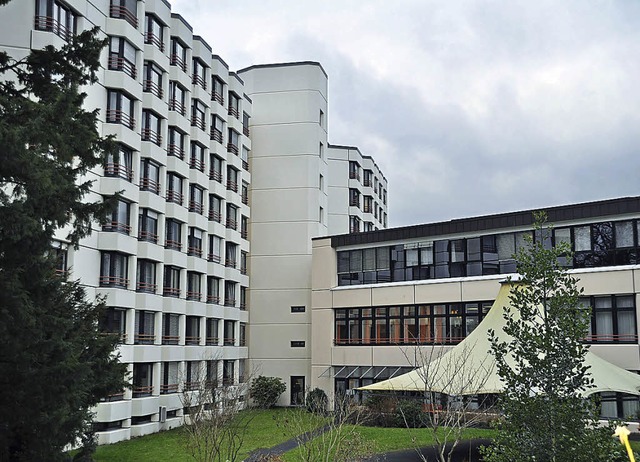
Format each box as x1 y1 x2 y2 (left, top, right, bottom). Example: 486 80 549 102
166 172 184 205
102 198 130 234
139 158 160 194
106 90 135 129
110 0 138 28
208 235 222 263
210 115 224 144
100 252 129 287
192 58 207 89
144 14 164 51
136 259 156 293
108 37 136 79
168 126 185 159
165 218 182 251
163 265 181 297
142 61 163 99
170 37 187 72
208 195 222 223
190 142 206 172
141 110 162 145
228 92 239 118
169 81 186 116
105 144 133 181
212 77 224 105
227 129 239 154
191 99 206 131
187 227 203 257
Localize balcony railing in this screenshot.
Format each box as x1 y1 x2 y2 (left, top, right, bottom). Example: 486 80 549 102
108 55 136 79
99 275 128 288
145 31 164 50
169 99 186 116
183 381 199 391
170 54 187 72
209 169 222 183
191 115 206 131
162 335 179 345
102 221 131 235
227 143 238 155
206 295 220 304
225 259 236 268
226 180 237 193
105 163 133 181
143 79 163 99
139 178 160 194
223 337 235 345
243 125 249 137
240 265 247 275
164 239 182 251
212 91 224 106
242 160 249 171
109 4 138 28
189 201 204 214
166 190 183 205
226 218 237 230
208 253 221 264
224 299 235 308
136 281 156 293
34 15 73 42
187 246 202 258
210 127 223 144
134 333 155 345
241 194 248 205
228 106 239 119
132 385 153 398
349 198 360 207
222 377 234 386
192 74 206 89
186 291 201 301
141 128 162 146
185 336 200 345
206 336 219 345
106 109 135 130
584 334 638 343
163 286 180 297
240 229 248 240
190 157 205 172
208 210 221 223
160 383 178 394
167 144 184 160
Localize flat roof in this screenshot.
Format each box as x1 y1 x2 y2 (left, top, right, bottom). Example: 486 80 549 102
237 61 328 79
325 196 640 248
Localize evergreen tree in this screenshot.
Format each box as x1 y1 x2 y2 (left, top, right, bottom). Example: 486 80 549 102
0 15 127 461
483 212 623 462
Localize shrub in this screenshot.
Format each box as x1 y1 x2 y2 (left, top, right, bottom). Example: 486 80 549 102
394 399 424 428
305 388 328 415
250 376 286 408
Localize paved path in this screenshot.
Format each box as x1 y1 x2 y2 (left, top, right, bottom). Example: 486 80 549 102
244 424 330 461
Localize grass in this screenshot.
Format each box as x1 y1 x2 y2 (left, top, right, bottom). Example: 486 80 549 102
92 408 319 462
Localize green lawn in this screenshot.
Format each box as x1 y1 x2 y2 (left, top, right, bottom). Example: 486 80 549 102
93 408 318 462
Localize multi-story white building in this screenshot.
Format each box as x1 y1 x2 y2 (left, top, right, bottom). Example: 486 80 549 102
311 196 640 420
0 0 251 444
237 62 388 405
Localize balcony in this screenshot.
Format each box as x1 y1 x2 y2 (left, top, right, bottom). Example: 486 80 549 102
243 125 249 137
224 299 235 308
99 275 128 288
223 337 235 345
206 336 219 345
208 210 221 223
188 201 203 214
210 128 223 144
160 384 178 394
136 282 157 294
227 143 238 155
187 246 202 258
145 31 164 51
226 180 237 193
143 80 163 99
132 385 153 398
212 91 224 106
185 336 200 346
206 295 220 304
183 381 199 391
240 229 248 240
163 286 180 297
166 190 183 205
167 144 184 160
133 333 155 345
34 15 73 42
170 54 187 72
164 239 182 252
192 74 206 89
106 110 135 130
241 193 248 205
109 4 138 28
162 335 179 345
191 115 206 132
225 218 237 230
209 169 222 183
225 259 236 268
349 198 360 208
186 291 201 301
105 163 133 182
190 157 205 172
208 253 221 264
141 128 162 146
102 221 131 235
139 178 160 194
169 99 186 116
228 106 239 119
242 160 249 171
108 55 136 79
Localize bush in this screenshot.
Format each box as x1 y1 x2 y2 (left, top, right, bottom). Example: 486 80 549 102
305 388 328 415
394 399 424 428
250 376 286 408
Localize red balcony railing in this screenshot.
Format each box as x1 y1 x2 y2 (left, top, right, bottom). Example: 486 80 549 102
225 259 236 268
185 336 200 345
241 194 248 205
99 275 128 288
243 125 249 137
187 246 202 258
34 15 73 41
208 210 221 223
145 31 164 51
242 160 249 171
110 4 138 28
227 143 238 155
169 99 186 116
106 109 135 130
223 336 235 345
170 54 187 72
166 190 183 205
102 221 131 235
136 281 156 293
190 157 205 172
226 180 237 193
226 218 237 230
192 74 206 89
165 239 182 251
108 55 136 79
212 91 224 106
141 128 162 146
143 79 163 99
228 106 239 119
163 286 180 297
162 335 179 345
206 336 219 345
189 201 203 214
134 333 155 344
191 115 206 131
209 169 222 183
206 295 220 304
160 383 178 394
186 291 201 301
208 253 221 264
132 385 153 398
139 178 160 194
167 144 184 160
105 163 133 181
210 128 223 144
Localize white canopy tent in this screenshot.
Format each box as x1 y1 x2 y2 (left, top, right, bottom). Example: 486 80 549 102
358 280 640 397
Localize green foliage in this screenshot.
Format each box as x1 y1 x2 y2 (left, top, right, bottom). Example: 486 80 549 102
250 376 287 408
0 18 126 461
305 388 328 415
394 399 424 428
483 212 624 462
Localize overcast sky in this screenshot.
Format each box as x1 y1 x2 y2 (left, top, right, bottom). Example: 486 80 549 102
171 0 640 228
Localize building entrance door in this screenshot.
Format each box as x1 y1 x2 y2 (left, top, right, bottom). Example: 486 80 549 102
290 376 305 405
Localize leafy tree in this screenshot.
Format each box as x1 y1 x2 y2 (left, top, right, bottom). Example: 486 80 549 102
250 376 286 408
0 13 127 461
483 212 623 462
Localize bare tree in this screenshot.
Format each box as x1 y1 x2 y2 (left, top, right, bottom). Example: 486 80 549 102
180 357 255 462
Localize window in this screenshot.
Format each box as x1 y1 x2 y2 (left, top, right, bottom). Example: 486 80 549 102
161 362 179 394
240 251 248 275
210 115 224 144
226 204 238 230
192 58 207 89
242 112 250 136
185 316 200 345
363 169 373 187
291 306 305 313
141 109 162 145
186 272 202 301
240 216 248 240
190 142 205 172
226 167 238 192
349 161 360 181
319 174 324 192
224 320 235 344
224 282 236 307
108 36 136 79
349 215 360 233
241 182 249 205
191 99 206 131
168 126 186 159
134 310 155 344
110 0 138 28
35 0 77 41
165 218 182 251
106 90 135 129
100 252 128 287
187 227 203 257
228 92 239 118
363 195 373 213
207 277 220 304
132 363 153 398
52 243 67 276
227 129 239 154
144 14 164 51
598 392 640 420
240 323 247 346
102 198 130 234
142 61 163 99
189 184 204 214
225 242 237 268
241 146 249 171
209 154 223 182
584 295 637 343
163 265 181 297
170 37 187 72
184 361 199 390
208 235 222 263
209 195 223 223
100 307 127 343
240 286 247 309
162 314 179 345
212 77 224 105
166 172 183 205
206 318 219 344
349 188 360 208
319 109 324 127
223 360 235 385
138 208 158 244
291 341 305 348
207 276 220 304
169 81 186 116
139 158 160 194
105 144 133 181
136 259 156 293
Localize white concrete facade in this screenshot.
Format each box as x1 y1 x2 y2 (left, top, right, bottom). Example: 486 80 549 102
0 0 250 443
312 197 640 420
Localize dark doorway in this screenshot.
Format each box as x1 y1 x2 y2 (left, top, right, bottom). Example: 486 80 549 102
291 376 305 405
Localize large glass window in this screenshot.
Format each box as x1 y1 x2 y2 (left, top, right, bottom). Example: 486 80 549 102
166 172 183 205
100 307 127 343
170 37 187 72
105 144 133 181
189 184 204 214
212 77 224 105
168 126 186 159
169 81 186 116
209 195 223 223
134 310 155 344
136 259 156 293
144 14 164 51
102 198 130 234
187 227 203 257
142 61 163 99
228 92 239 118
191 99 206 131
192 58 207 89
108 36 136 79
208 235 222 263
163 265 181 297
100 252 128 287
132 363 153 397
210 115 224 144
141 109 162 145
207 277 220 304
584 295 637 343
165 218 182 251
106 90 135 129
110 0 138 28
36 0 77 41
139 158 160 194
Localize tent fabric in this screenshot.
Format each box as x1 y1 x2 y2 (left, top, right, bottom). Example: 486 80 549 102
358 281 640 397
